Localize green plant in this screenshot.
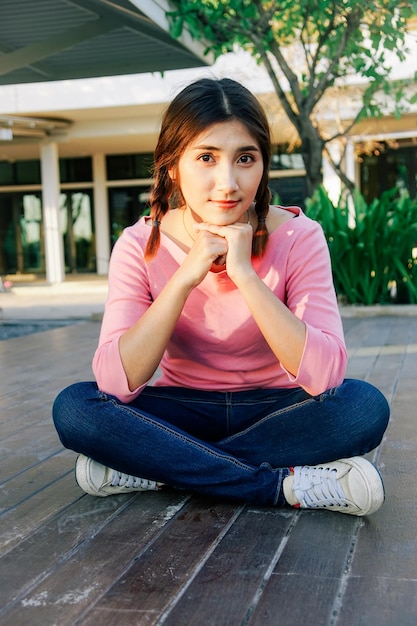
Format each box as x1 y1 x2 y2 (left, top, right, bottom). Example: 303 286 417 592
168 1 416 195
305 187 417 305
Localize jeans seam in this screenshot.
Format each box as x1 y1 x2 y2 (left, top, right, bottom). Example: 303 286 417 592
108 398 257 473
142 392 224 406
219 397 316 446
139 387 300 407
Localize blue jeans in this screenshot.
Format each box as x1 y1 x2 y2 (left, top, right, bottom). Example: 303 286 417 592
52 379 390 507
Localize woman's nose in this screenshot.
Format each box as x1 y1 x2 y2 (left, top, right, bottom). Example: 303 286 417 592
216 164 239 192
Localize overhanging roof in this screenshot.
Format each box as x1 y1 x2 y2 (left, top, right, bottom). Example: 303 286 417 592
0 0 209 85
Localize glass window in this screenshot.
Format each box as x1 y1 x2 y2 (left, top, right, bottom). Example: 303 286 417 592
0 192 43 274
0 160 41 185
270 146 304 171
0 161 14 185
60 190 96 273
108 185 151 246
15 161 41 185
269 177 308 210
133 154 153 178
59 157 92 183
106 153 154 180
21 194 42 271
359 144 417 201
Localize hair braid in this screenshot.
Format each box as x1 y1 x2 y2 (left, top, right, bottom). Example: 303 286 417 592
252 174 271 257
144 168 172 260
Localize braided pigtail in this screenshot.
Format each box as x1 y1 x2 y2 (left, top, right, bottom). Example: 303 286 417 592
144 168 172 261
252 174 271 257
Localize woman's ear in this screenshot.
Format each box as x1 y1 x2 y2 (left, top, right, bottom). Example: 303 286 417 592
168 167 176 182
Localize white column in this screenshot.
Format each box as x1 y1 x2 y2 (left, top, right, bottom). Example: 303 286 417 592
92 153 110 275
345 139 355 186
40 142 65 283
345 140 356 227
322 141 342 204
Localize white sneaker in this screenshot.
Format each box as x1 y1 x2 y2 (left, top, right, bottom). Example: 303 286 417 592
75 454 163 497
283 456 385 516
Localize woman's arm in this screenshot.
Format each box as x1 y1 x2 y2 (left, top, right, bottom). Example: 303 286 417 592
93 221 230 399
197 217 346 396
118 269 193 391
231 271 306 378
233 222 347 395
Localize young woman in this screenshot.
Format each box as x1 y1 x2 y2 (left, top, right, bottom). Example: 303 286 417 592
53 78 390 515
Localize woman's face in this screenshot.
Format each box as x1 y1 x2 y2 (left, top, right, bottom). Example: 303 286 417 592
172 119 264 225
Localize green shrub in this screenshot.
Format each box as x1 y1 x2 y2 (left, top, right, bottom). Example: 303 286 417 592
305 187 417 305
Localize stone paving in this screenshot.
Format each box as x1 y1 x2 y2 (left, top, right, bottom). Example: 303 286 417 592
0 276 107 322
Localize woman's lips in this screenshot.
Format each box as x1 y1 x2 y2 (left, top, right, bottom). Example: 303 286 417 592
212 200 239 209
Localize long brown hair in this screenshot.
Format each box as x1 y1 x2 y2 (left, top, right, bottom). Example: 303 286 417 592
145 77 271 260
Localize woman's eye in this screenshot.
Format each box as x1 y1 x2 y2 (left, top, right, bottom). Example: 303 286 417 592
198 154 213 162
238 154 254 164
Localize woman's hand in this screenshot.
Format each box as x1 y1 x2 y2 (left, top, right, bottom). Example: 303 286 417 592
193 221 254 282
177 227 229 286
193 221 306 379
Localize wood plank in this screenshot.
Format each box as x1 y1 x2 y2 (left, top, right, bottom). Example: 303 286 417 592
343 317 393 350
246 316 417 625
79 498 243 626
245 511 360 625
0 490 189 625
0 401 54 432
0 449 74 513
345 317 405 402
0 322 98 394
0 422 64 481
159 507 298 626
0 315 416 625
0 423 61 463
335 332 417 626
0 473 82 556
343 317 392 382
338 578 417 626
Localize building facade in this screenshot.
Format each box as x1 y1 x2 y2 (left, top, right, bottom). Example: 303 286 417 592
1 51 416 282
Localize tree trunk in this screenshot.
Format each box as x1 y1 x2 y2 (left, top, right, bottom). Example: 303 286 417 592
298 124 324 197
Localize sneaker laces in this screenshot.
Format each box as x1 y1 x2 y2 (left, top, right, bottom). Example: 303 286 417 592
293 465 348 509
109 470 158 490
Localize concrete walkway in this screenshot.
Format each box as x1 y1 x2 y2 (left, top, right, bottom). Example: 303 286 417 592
0 276 108 320
1 276 417 321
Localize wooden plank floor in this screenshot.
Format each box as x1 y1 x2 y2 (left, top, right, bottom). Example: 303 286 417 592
1 315 416 625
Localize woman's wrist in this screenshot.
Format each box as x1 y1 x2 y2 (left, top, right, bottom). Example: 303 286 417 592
228 265 258 289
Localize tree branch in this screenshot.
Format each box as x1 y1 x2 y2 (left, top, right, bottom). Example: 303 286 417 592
251 0 305 109
309 7 363 110
323 144 355 191
252 34 301 133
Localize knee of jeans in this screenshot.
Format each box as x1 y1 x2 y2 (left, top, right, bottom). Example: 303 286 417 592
370 387 390 445
52 382 94 444
346 379 390 446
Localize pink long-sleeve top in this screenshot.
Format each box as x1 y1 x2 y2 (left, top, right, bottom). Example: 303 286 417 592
93 206 347 402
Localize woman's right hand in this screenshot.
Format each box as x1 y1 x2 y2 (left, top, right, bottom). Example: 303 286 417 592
178 229 229 287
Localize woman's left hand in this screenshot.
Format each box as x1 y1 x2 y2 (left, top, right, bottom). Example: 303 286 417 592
196 219 306 379
194 221 254 281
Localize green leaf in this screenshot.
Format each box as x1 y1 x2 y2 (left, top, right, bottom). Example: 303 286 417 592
167 0 414 197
